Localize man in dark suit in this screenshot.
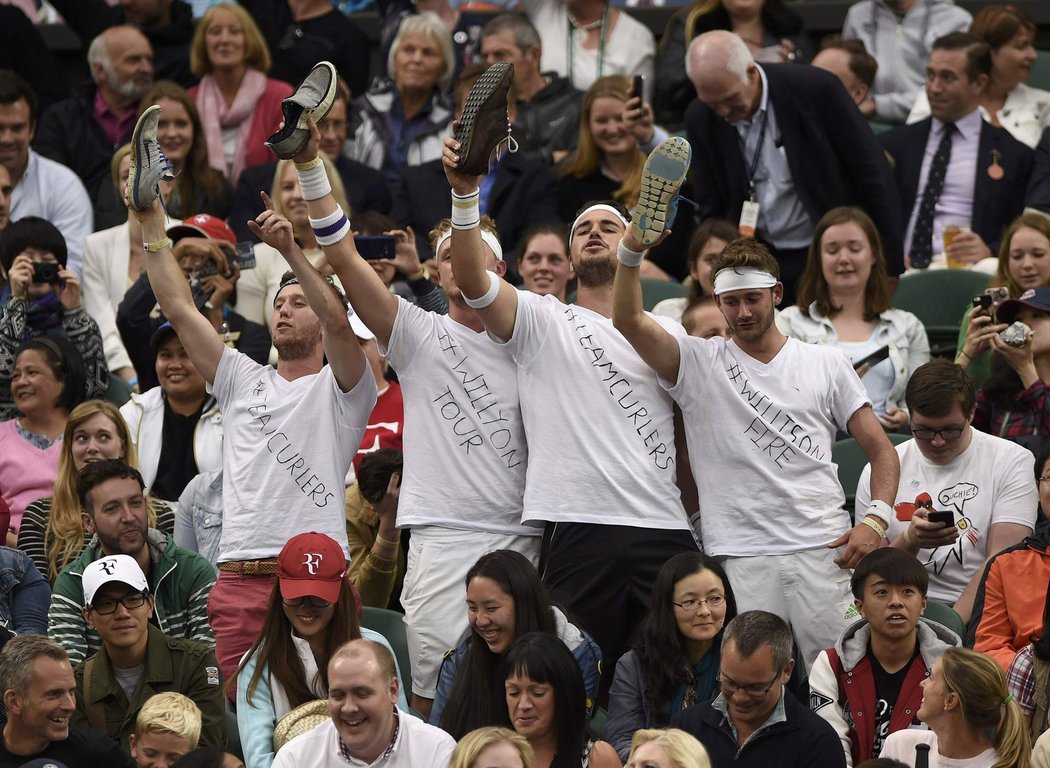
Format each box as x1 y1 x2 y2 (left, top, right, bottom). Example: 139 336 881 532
880 33 1032 269
1025 127 1050 214
684 30 903 305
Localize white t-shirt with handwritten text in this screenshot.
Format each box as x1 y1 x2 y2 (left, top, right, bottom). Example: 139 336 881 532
668 336 869 556
382 297 531 535
855 429 1036 603
503 292 689 530
209 346 377 561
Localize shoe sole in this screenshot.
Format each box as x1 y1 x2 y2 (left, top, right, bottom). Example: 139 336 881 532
129 104 162 211
266 61 338 159
454 62 513 175
632 136 692 246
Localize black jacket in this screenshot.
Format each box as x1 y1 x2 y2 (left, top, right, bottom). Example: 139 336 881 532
1030 128 1050 213
513 74 584 163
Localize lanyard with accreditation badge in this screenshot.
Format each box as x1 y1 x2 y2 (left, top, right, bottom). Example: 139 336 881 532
739 105 770 239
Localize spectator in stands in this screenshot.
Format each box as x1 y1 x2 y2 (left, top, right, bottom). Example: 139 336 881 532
187 4 292 185
0 164 10 231
842 0 971 123
237 0 371 101
521 0 654 93
346 13 455 185
517 223 573 303
614 229 899 668
71 554 225 748
0 6 67 114
117 213 272 391
229 85 392 243
33 27 154 231
907 5 1049 149
348 215 447 315
449 727 533 768
680 296 731 340
392 62 560 268
130 692 202 768
880 33 1033 271
237 532 407 768
174 747 245 768
0 72 93 278
1006 578 1050 743
273 639 455 768
810 548 958 767
626 729 711 768
0 635 134 767
651 219 738 324
670 611 845 767
0 217 107 422
778 207 930 432
480 14 583 164
0 545 47 636
856 360 1036 623
880 648 1030 765
970 288 1050 453
296 123 535 718
127 110 377 694
685 31 904 304
345 449 405 609
970 444 1050 672
1032 128 1050 213
955 212 1050 387
606 553 738 761
174 469 223 571
811 36 878 108
0 338 91 544
121 322 223 504
433 550 601 736
503 633 620 768
48 460 216 666
19 400 175 585
655 0 808 130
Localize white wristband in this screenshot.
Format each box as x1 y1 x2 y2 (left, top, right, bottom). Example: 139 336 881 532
462 271 501 309
866 500 892 527
309 206 350 246
616 240 645 267
296 161 332 201
451 189 481 230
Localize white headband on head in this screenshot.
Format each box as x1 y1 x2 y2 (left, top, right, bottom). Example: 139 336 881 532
713 267 777 296
569 204 629 245
434 229 504 263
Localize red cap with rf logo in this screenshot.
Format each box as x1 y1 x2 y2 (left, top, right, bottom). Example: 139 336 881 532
277 532 348 603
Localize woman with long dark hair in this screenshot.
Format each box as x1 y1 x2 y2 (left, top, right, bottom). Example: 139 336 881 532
505 632 621 768
236 532 406 768
432 550 601 739
606 553 737 761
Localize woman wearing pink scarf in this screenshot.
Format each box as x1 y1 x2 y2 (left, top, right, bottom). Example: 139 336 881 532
188 3 292 186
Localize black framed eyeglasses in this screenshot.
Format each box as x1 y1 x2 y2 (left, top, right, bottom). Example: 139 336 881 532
716 672 780 698
282 596 332 609
673 595 726 612
90 591 148 615
911 426 965 442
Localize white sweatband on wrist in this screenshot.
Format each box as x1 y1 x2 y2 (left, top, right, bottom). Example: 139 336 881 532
451 189 481 230
434 229 505 263
309 206 350 246
712 267 777 296
866 500 893 527
296 160 332 201
462 270 501 309
617 240 645 267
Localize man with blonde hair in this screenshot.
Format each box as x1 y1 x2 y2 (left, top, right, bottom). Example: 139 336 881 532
131 692 201 768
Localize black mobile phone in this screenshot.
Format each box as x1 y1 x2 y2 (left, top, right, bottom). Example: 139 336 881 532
632 75 645 103
927 510 955 526
972 294 993 311
355 235 397 261
852 345 891 373
31 262 61 284
233 241 256 270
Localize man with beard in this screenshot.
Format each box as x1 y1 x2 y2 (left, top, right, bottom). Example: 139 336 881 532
34 26 154 228
47 460 216 667
125 104 377 692
440 135 699 696
285 118 537 718
612 229 900 669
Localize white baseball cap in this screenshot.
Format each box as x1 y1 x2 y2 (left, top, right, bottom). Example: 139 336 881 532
82 554 149 607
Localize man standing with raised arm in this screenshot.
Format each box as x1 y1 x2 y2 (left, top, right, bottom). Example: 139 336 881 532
283 117 537 719
124 105 376 690
440 72 699 692
610 161 900 666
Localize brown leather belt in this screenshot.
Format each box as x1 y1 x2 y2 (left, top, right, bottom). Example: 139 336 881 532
218 559 279 575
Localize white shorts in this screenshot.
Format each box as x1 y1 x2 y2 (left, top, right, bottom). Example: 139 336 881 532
723 547 855 673
401 526 540 699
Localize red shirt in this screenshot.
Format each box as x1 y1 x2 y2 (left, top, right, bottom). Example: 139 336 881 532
354 382 404 472
93 90 136 146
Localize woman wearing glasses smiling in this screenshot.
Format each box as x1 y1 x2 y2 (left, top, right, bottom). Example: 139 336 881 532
606 553 737 761
235 532 407 768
